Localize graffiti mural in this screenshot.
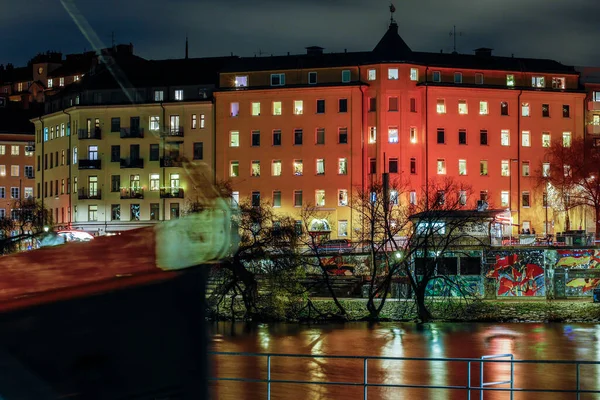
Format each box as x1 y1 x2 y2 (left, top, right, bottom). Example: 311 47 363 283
425 276 483 297
555 249 600 296
486 251 546 297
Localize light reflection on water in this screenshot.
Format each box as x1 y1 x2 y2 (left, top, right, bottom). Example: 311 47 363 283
210 322 600 400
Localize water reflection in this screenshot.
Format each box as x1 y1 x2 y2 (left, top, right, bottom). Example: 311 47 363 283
209 322 600 400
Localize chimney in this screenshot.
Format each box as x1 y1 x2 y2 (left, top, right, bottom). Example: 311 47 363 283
474 47 493 57
306 46 324 56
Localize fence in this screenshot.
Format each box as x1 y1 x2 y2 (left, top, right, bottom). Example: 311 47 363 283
210 351 600 399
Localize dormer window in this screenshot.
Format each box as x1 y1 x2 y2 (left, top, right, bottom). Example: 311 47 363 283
341 70 351 83
475 73 484 84
532 76 545 88
454 72 462 84
234 75 248 87
506 74 515 87
308 72 317 84
552 77 566 89
432 71 441 82
270 73 285 86
174 89 183 100
47 79 53 89
410 68 418 81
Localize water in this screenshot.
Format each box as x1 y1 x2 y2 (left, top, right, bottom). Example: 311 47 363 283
210 322 600 399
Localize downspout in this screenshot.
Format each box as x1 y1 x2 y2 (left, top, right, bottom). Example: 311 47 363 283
62 109 72 227
424 66 429 209
211 92 217 184
160 101 166 221
517 88 522 232
38 116 45 223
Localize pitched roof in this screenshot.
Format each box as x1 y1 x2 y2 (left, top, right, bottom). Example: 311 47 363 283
372 22 412 61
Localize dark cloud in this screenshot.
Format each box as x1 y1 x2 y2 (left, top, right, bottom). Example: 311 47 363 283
0 0 598 67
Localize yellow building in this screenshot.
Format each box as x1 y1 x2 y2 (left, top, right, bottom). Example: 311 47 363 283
33 54 232 235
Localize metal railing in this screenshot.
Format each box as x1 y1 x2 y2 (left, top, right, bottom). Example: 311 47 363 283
210 351 600 399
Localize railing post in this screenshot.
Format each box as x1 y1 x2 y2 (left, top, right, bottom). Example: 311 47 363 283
576 363 580 400
480 359 484 400
267 355 271 400
363 358 368 400
467 361 471 400
510 356 514 400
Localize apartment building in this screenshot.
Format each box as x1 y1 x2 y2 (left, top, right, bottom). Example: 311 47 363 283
215 20 586 239
33 54 232 234
0 133 35 222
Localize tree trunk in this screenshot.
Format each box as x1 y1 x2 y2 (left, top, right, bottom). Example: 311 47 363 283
596 208 600 239
565 210 571 231
415 283 432 323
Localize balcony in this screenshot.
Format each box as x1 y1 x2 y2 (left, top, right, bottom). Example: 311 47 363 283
160 187 184 199
78 159 102 169
160 156 183 167
120 158 144 169
120 127 144 138
78 127 102 140
587 124 600 135
120 187 144 199
78 188 102 200
163 127 184 137
588 101 600 111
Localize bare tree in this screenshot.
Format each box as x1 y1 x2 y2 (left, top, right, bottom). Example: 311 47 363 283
0 198 52 254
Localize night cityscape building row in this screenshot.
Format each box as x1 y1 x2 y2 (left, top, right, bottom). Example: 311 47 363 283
2 19 599 239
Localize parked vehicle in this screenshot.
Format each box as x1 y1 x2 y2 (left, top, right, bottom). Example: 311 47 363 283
317 239 353 253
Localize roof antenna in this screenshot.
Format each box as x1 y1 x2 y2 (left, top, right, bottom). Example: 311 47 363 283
449 25 464 54
389 3 396 25
111 31 115 49
185 34 189 59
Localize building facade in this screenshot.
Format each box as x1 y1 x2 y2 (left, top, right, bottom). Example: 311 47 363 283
0 133 35 222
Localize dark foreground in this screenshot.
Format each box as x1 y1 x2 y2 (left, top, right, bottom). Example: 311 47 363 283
0 267 208 400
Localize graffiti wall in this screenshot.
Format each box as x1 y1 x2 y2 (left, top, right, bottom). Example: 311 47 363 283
425 276 483 297
553 249 600 296
486 250 546 297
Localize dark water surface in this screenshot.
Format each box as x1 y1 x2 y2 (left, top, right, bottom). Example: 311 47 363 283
210 322 600 399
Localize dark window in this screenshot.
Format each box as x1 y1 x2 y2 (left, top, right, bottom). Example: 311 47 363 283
388 96 398 111
44 154 48 169
542 104 550 117
193 142 203 160
170 203 180 219
111 145 120 162
501 102 509 116
522 192 530 207
480 191 488 201
369 97 376 111
150 203 160 220
338 98 348 113
563 105 570 118
316 99 325 114
37 155 40 171
37 182 40 198
273 130 281 146
410 98 416 112
251 191 260 207
50 153 53 168
66 148 70 165
389 158 398 173
458 129 467 145
251 130 260 146
111 117 120 132
460 257 481 275
480 130 488 145
338 127 348 144
295 220 303 235
369 158 376 174
308 72 317 84
44 181 47 197
111 204 120 221
149 144 159 161
111 175 120 192
410 158 416 174
437 128 445 144
294 191 302 207
294 129 303 145
437 258 458 275
316 128 325 144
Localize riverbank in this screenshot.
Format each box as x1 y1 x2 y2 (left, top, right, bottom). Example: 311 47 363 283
209 298 600 323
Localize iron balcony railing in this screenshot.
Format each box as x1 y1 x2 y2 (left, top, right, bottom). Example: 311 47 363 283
77 127 101 140
160 187 184 198
78 159 102 170
78 188 101 200
120 157 144 169
163 127 184 137
160 156 183 167
210 351 600 400
120 187 144 199
120 127 144 138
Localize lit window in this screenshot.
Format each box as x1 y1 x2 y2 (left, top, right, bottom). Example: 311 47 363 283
192 114 197 129
522 131 530 147
273 101 282 116
338 158 347 175
437 159 446 175
564 164 571 177
230 102 239 116
563 132 571 147
501 130 510 146
542 133 551 147
10 145 19 155
521 103 530 117
154 90 164 101
270 73 285 86
59 77 64 87
410 68 418 81
501 191 509 207
252 102 261 116
74 75 79 82
316 159 325 175
369 126 376 143
234 76 248 87
150 116 160 131
458 100 468 114
458 159 467 175
272 160 282 176
388 127 398 143
459 191 467 205
410 127 417 143
501 160 510 177
543 163 550 177
454 72 462 83
388 68 399 80
73 147 78 164
0 145 4 155
229 131 239 147
315 190 325 207
338 189 348 206
47 79 53 88
11 165 19 177
251 161 260 177
174 89 183 100
480 160 488 176
230 161 239 177
552 77 566 89
594 115 600 126
0 165 5 176
390 190 399 206
367 69 376 81
150 174 160 191
436 99 445 114
294 100 303 115
272 191 281 207
506 75 515 86
532 76 545 88
522 161 530 177
200 114 205 128
293 160 303 176
479 101 488 115
410 191 417 205
432 71 441 82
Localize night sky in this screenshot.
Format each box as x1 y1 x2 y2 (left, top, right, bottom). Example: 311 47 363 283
1 0 598 67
